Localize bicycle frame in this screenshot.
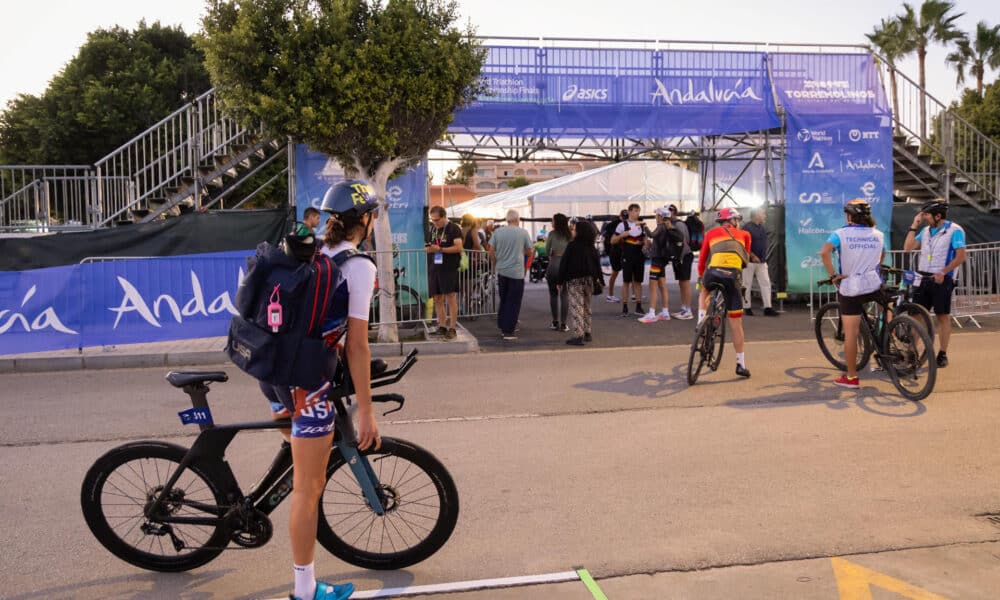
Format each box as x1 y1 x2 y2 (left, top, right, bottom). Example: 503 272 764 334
145 350 419 528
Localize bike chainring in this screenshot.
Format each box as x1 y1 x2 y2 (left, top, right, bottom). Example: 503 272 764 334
226 507 274 548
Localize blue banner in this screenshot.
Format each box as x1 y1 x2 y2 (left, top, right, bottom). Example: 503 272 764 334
0 252 249 355
770 53 891 116
452 47 780 137
783 112 894 292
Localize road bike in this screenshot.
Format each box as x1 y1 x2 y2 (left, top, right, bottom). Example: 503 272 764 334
686 282 726 385
80 349 459 572
814 265 934 371
814 278 936 401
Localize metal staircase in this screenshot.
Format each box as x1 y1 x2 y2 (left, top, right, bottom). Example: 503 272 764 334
879 61 1000 212
0 89 288 233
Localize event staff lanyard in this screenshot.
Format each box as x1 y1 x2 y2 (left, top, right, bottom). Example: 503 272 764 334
925 222 950 264
431 225 447 245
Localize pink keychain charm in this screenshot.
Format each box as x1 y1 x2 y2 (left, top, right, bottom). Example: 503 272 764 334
267 285 283 332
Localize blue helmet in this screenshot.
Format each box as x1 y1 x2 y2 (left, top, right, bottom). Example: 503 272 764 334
320 179 379 217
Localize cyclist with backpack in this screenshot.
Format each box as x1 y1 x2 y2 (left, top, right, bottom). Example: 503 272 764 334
601 209 627 303
697 208 752 378
269 180 381 600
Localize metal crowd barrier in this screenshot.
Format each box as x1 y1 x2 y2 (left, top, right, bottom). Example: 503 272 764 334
808 242 1000 327
365 248 497 325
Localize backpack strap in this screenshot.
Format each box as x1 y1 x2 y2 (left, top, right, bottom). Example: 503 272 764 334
330 247 376 267
307 255 335 336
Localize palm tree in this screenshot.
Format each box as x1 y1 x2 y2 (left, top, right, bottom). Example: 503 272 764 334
899 0 966 140
946 21 1000 97
866 18 914 135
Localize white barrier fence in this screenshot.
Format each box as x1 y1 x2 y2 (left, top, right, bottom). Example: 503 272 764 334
808 242 1000 327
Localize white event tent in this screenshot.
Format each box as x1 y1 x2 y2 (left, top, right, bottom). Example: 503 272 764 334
447 161 703 237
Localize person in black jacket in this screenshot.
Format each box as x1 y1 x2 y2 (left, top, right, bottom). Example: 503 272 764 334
558 220 604 346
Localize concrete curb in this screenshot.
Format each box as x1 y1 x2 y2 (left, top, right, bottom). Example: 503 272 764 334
0 325 479 374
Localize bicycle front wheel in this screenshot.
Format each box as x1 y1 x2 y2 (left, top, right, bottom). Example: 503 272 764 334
317 437 459 570
80 441 228 572
884 315 937 401
815 302 872 371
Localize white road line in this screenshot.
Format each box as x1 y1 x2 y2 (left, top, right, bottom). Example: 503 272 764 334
350 571 582 598
387 413 540 425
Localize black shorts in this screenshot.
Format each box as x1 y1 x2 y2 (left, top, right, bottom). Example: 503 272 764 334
428 266 459 296
702 267 743 317
913 276 955 315
649 260 668 281
672 253 694 281
838 290 882 316
608 247 623 272
621 248 646 283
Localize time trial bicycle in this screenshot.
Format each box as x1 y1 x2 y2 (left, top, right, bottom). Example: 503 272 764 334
80 349 459 572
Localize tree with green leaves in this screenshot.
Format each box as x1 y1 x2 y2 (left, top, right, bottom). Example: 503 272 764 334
946 21 1000 98
444 157 477 185
898 0 966 140
200 0 486 342
506 176 530 189
866 17 914 135
0 22 209 165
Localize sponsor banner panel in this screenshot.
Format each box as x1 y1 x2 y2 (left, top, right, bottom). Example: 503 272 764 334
454 48 780 136
785 112 893 292
0 265 82 354
770 53 890 116
0 252 249 355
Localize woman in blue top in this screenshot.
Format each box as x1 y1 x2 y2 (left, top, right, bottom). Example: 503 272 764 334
819 199 884 389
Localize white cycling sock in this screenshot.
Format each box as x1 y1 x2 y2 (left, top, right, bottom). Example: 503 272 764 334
294 563 316 600
736 352 746 368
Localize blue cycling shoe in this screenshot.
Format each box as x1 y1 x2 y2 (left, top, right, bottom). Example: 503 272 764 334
289 581 354 600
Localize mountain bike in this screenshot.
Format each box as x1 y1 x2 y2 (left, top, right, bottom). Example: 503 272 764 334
686 282 726 385
814 278 936 400
814 265 934 371
80 349 459 572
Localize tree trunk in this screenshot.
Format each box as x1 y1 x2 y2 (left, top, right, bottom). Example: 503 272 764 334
890 69 901 136
977 73 983 97
364 158 406 344
918 45 927 142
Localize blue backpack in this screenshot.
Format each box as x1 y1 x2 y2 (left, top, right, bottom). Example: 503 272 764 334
226 242 369 389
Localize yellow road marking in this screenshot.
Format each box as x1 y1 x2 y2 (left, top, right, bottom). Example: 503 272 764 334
831 557 949 600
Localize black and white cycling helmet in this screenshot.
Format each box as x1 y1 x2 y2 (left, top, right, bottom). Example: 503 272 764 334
919 200 949 216
843 198 871 217
283 233 316 262
320 179 379 217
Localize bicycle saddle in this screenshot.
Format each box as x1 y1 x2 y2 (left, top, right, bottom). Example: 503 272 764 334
371 358 388 378
165 371 229 388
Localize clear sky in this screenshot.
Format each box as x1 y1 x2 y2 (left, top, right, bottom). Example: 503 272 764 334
2 0 997 177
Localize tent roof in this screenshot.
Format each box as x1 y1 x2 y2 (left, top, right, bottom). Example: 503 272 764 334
447 161 699 218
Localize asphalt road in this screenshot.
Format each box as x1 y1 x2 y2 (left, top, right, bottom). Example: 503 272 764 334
2 332 999 599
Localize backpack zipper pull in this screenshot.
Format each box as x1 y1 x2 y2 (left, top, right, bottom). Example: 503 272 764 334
267 285 283 332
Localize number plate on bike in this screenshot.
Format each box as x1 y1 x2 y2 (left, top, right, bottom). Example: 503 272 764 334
178 407 213 426
902 270 916 285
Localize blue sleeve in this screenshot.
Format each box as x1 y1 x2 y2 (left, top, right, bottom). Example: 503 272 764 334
915 229 925 243
826 232 840 248
951 228 966 249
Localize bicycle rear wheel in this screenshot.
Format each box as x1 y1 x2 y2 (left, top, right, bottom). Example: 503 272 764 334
371 285 424 324
814 302 872 371
884 315 937 401
317 437 459 570
80 441 228 572
686 322 709 385
707 290 727 371
896 302 934 363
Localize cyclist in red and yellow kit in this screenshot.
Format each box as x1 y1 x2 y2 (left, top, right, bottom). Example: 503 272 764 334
697 208 752 377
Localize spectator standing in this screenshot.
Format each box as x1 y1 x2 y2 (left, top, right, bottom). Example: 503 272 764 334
545 213 572 331
667 205 695 320
742 208 777 316
904 200 967 368
294 206 322 236
488 209 533 340
638 207 675 323
426 206 463 340
558 220 603 345
601 210 628 303
611 203 650 317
